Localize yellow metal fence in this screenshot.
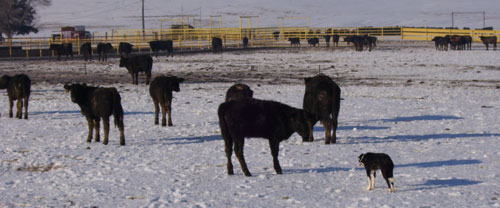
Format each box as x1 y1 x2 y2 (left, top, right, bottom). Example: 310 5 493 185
1 26 499 58
401 27 500 42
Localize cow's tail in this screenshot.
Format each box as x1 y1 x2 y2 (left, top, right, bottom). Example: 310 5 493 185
112 90 124 128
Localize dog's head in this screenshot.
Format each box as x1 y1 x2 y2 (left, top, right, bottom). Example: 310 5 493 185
358 154 366 166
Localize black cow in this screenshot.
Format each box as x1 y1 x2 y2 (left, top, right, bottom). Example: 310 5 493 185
0 74 31 119
480 36 497 50
212 37 223 54
118 42 133 58
119 55 153 85
49 43 73 60
97 43 113 62
242 37 249 48
218 99 311 176
80 43 92 61
149 40 173 57
332 35 340 47
307 38 319 47
288 38 300 47
64 83 125 146
461 35 472 50
324 35 331 47
273 31 280 40
149 76 185 126
303 74 341 144
225 83 253 102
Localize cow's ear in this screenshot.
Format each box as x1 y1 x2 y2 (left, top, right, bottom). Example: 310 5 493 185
178 77 185 83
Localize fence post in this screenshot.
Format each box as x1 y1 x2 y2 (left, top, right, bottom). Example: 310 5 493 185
8 38 12 57
39 39 42 57
25 39 29 58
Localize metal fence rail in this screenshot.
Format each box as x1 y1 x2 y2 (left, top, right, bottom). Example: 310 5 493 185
1 26 499 58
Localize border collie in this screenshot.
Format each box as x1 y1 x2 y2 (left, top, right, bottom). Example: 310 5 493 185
358 152 395 192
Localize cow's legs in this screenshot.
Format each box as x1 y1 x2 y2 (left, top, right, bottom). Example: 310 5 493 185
160 102 167 126
323 119 332 144
86 117 94 143
16 99 22 119
269 139 282 174
224 137 234 175
8 97 13 118
94 118 101 143
153 100 160 125
234 139 251 176
166 99 173 126
102 117 110 145
23 97 29 119
118 120 125 146
146 72 151 85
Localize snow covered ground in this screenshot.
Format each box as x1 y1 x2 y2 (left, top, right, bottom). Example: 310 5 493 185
1 47 500 207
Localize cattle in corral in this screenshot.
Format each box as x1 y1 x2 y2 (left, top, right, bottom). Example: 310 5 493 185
273 31 280 40
242 37 249 48
480 36 497 50
303 74 341 144
64 83 125 145
288 38 300 47
225 83 253 102
149 76 185 126
448 35 463 50
218 99 311 176
119 55 153 85
332 35 340 47
307 38 319 47
212 37 223 54
343 35 355 45
118 42 133 58
80 42 92 61
149 40 173 57
460 35 472 50
324 35 331 47
432 36 443 50
97 43 113 61
49 43 73 60
0 74 31 119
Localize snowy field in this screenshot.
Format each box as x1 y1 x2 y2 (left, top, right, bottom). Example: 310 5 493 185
1 46 500 207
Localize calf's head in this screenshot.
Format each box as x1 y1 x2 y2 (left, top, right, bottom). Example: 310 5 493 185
0 75 11 89
291 110 312 142
64 83 87 103
167 76 185 92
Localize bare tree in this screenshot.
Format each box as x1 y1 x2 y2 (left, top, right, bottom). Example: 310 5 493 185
0 0 51 39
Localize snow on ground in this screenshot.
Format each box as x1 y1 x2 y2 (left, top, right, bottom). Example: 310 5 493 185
1 47 500 207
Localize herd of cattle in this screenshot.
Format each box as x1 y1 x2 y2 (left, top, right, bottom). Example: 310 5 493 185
432 35 497 51
1 66 342 174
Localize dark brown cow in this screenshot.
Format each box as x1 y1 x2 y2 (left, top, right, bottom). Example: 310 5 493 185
119 55 153 85
80 43 92 61
303 74 341 144
49 43 73 61
97 43 113 61
218 99 311 176
225 83 253 102
64 83 125 146
480 36 497 50
0 74 31 119
149 40 173 57
118 42 133 58
149 76 185 126
242 37 249 48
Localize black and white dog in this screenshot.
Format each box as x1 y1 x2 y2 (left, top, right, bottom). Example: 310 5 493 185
358 152 395 192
